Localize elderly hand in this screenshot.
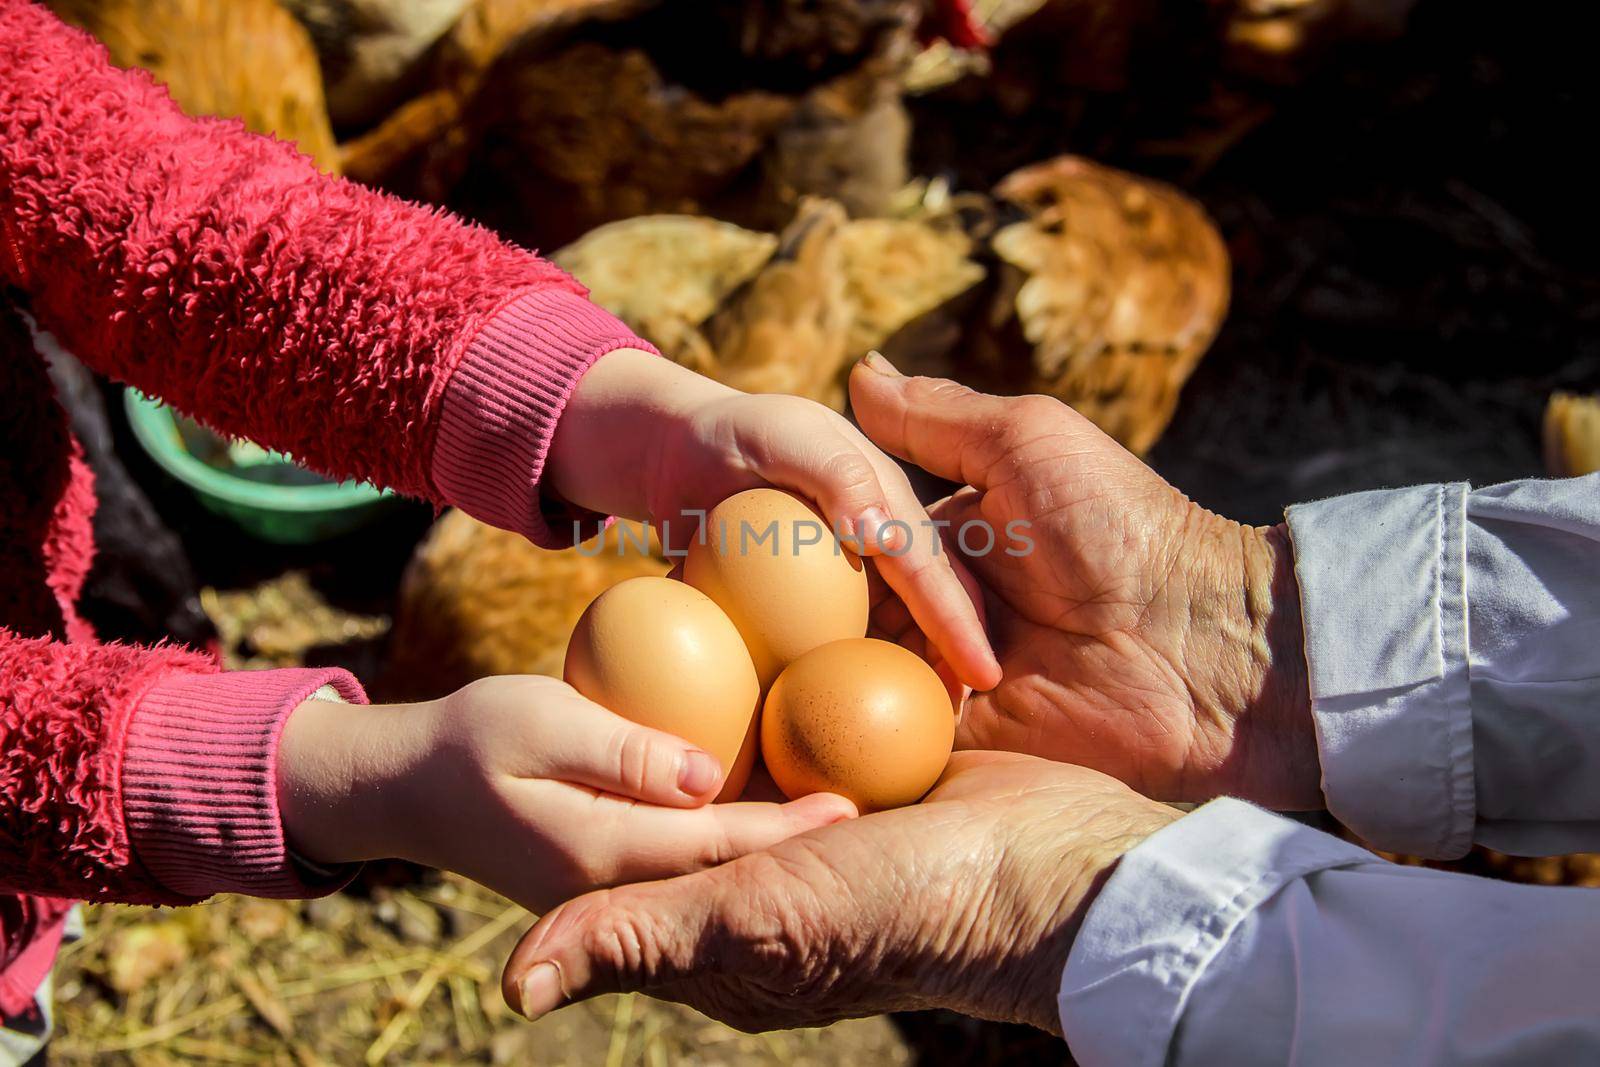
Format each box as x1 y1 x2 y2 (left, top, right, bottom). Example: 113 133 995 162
500 753 1177 1033
851 356 1319 808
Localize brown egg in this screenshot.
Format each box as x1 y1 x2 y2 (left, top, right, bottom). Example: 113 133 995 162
762 638 955 813
564 576 760 801
683 489 869 688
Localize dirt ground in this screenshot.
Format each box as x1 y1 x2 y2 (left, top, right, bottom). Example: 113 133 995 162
53 876 917 1066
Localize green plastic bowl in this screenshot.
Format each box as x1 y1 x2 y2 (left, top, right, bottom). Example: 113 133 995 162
124 389 396 544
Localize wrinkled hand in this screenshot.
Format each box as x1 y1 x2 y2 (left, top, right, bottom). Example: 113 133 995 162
852 357 1318 808
501 753 1178 1033
277 676 856 913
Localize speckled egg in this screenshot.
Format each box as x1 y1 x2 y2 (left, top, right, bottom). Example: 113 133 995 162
761 637 955 812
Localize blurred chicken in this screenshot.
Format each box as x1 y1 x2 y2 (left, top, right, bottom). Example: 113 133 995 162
906 0 1045 92
1544 393 1600 477
340 0 980 246
337 0 657 192
383 513 666 701
458 40 800 249
756 28 916 228
552 216 779 373
705 199 855 405
47 0 341 173
837 212 985 358
280 0 470 129
968 155 1229 456
554 200 984 409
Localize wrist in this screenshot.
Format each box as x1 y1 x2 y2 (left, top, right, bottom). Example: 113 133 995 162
995 799 1181 1033
276 697 436 865
546 348 730 519
1231 522 1318 808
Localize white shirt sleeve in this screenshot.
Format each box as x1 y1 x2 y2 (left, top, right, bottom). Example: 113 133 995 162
1058 800 1600 1067
1287 472 1600 858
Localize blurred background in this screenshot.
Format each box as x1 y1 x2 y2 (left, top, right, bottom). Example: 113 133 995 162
34 0 1600 1062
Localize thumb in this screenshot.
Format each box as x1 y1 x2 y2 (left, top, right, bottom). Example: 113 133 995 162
503 871 723 1020
849 354 1061 490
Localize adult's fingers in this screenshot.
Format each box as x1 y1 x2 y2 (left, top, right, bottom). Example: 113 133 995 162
497 787 856 1014
503 868 725 1021
849 354 1077 491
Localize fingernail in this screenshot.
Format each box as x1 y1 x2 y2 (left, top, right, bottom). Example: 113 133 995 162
678 750 722 797
794 792 858 824
859 350 902 377
852 507 898 552
518 961 565 1021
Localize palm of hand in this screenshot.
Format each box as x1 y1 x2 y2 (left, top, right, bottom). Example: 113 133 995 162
861 392 1284 803
941 425 1249 801
505 754 1176 1034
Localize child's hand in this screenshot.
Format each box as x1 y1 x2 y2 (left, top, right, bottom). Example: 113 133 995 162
276 677 856 911
547 349 1002 690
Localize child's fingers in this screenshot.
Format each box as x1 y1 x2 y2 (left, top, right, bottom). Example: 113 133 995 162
539 784 858 888
529 692 730 808
738 409 899 553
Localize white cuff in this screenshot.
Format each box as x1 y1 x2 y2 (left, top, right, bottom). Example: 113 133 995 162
1058 800 1371 1067
1287 483 1475 858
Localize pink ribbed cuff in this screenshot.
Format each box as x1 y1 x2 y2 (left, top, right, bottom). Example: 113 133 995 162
432 288 658 548
122 668 368 900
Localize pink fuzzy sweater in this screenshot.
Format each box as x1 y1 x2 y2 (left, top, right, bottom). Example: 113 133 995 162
0 0 656 1013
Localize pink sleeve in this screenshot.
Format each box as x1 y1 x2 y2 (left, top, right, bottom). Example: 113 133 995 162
0 0 656 549
0 630 363 904
122 667 369 899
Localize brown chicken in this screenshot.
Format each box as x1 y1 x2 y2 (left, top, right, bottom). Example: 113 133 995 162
383 513 666 701
336 0 971 246
551 215 779 374
970 155 1230 456
279 0 471 129
703 199 856 405
553 199 984 409
47 0 341 173
336 0 656 194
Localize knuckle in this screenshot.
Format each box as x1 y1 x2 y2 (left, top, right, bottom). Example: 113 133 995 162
1014 393 1064 429
917 377 971 405
718 855 832 996
588 911 651 980
608 726 664 797
822 450 879 497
